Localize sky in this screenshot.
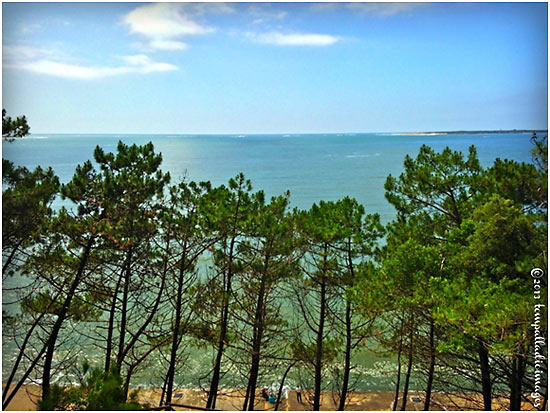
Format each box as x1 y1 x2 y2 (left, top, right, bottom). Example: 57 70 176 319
2 2 548 134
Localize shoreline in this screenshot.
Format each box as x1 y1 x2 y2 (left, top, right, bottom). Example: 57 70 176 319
400 129 546 136
3 385 539 411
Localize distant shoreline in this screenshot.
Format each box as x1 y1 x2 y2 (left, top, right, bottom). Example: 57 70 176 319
401 129 547 136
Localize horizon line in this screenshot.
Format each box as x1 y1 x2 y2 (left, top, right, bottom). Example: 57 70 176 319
28 128 548 136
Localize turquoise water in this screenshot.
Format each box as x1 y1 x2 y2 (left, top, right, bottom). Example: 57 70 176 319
1 132 537 390
2 132 535 223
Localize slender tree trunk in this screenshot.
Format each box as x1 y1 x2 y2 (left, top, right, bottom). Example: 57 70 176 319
119 256 167 369
338 302 352 411
42 235 95 401
105 271 123 372
339 240 356 411
242 381 253 411
123 366 134 402
3 309 48 403
166 248 187 406
509 354 525 411
275 362 296 411
393 320 404 411
3 341 48 409
245 291 265 411
478 341 492 411
160 374 168 407
208 188 242 409
245 322 263 410
2 237 24 274
116 247 133 372
2 309 51 409
207 305 227 409
424 318 436 411
246 253 270 411
207 237 237 409
122 339 168 403
313 246 328 411
400 320 414 411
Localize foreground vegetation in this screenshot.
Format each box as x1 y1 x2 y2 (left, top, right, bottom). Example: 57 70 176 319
2 114 547 410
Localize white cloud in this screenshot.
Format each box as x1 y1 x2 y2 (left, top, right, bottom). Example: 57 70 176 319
3 45 65 62
192 3 234 16
123 3 217 51
347 3 421 16
250 32 340 47
4 50 178 80
20 23 42 34
247 4 287 25
311 2 421 16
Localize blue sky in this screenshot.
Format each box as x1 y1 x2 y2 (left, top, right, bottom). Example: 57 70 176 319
2 2 548 134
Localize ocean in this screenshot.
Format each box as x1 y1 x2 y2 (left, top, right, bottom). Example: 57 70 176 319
2 132 535 222
1 132 537 390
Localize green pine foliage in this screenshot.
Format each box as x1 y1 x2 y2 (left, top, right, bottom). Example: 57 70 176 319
38 364 147 410
2 120 547 411
2 109 30 139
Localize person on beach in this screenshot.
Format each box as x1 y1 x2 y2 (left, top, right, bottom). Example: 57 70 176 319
296 387 302 403
261 388 269 401
268 393 276 403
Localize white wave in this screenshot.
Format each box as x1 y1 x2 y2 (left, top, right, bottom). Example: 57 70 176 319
26 135 49 139
345 152 381 158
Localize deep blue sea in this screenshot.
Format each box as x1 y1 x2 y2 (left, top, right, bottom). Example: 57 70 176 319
2 132 536 223
1 132 538 390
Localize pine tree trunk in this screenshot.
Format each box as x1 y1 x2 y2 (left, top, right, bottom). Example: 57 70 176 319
2 237 24 274
246 272 268 411
338 302 352 411
424 318 435 411
509 354 525 411
123 367 134 402
400 322 414 411
105 272 123 372
339 240 355 411
3 309 47 404
207 315 227 409
165 251 187 405
207 236 237 409
3 341 48 409
478 341 492 411
160 374 168 407
42 236 95 401
392 322 404 411
274 362 295 411
116 247 133 372
242 382 252 411
313 246 328 411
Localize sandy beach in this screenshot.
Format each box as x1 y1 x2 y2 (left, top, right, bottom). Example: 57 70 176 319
3 385 540 411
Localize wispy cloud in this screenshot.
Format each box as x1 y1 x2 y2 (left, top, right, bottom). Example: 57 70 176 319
20 23 42 34
247 4 288 25
311 2 421 16
123 3 229 51
248 32 340 46
347 3 421 16
3 45 67 62
4 47 177 80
